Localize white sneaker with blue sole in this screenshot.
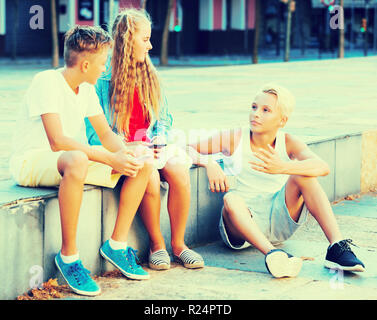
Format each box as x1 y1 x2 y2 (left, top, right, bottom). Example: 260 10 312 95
265 249 303 278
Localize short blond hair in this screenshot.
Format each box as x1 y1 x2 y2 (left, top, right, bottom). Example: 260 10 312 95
64 25 112 68
257 83 296 119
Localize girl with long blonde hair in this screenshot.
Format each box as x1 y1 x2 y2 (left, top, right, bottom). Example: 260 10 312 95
86 8 204 271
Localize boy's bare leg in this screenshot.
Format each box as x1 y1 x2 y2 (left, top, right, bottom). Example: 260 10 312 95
57 151 89 256
285 175 343 244
159 160 191 256
222 193 275 255
138 169 166 252
111 162 154 242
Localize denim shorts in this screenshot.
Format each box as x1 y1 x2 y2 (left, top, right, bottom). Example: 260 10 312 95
219 184 309 250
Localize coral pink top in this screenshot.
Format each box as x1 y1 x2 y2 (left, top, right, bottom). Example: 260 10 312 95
127 89 150 142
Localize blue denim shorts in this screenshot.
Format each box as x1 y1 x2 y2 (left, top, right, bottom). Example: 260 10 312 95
219 184 309 250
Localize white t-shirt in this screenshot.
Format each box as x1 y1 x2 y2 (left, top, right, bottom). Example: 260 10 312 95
11 69 103 158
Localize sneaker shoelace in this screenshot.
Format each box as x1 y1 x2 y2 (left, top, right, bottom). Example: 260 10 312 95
67 261 91 286
123 247 141 270
338 239 359 255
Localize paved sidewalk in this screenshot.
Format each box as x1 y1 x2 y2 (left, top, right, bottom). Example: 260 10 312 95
48 193 377 301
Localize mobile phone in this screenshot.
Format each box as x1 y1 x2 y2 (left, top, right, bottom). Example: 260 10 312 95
148 143 167 149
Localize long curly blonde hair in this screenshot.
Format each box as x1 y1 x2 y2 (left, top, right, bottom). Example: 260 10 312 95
110 8 162 139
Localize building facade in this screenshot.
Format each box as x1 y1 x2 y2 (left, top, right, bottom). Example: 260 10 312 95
0 0 375 58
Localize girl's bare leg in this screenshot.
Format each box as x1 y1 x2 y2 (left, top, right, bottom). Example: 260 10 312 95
111 162 154 242
138 169 166 252
160 160 191 256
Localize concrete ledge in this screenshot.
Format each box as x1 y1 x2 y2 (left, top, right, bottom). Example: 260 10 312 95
361 129 377 193
0 131 374 299
307 133 362 201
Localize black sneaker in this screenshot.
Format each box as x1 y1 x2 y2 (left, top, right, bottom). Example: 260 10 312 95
324 239 365 272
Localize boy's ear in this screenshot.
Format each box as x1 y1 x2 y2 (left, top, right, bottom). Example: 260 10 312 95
80 59 90 73
280 116 288 127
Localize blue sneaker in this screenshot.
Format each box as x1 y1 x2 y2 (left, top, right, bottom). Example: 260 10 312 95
55 252 101 296
100 240 150 280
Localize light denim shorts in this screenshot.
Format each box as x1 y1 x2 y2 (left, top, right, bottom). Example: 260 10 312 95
219 184 309 250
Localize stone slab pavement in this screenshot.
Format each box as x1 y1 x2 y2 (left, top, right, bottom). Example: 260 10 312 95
44 193 376 302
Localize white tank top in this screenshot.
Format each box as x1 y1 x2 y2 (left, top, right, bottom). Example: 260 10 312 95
223 127 291 215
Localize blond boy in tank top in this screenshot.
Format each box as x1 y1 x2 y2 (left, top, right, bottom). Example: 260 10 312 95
188 84 365 278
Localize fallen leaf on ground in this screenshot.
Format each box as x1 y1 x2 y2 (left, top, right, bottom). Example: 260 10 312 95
300 256 315 261
17 278 70 300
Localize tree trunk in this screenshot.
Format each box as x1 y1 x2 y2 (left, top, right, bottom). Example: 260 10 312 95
338 0 344 58
160 0 174 66
284 0 293 62
11 0 19 60
51 0 59 68
276 2 281 56
252 0 260 64
109 0 115 26
244 0 249 53
296 0 305 55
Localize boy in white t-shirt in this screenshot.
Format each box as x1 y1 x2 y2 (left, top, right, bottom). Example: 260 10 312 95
9 26 155 296
188 84 365 278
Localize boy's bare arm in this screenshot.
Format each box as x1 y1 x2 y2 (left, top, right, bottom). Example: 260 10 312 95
187 128 241 193
187 128 240 166
88 114 126 153
285 134 330 176
249 133 330 177
41 113 144 176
